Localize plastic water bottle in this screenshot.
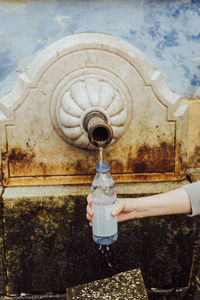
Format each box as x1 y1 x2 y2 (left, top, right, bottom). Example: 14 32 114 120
91 161 118 245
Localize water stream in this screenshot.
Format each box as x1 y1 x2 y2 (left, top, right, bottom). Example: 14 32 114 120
98 245 112 268
97 147 113 268
99 146 103 164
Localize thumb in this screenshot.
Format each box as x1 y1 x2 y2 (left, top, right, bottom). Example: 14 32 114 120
111 200 124 216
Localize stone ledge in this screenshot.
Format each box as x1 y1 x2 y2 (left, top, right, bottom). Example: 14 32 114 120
66 269 148 300
2 180 189 201
187 168 200 183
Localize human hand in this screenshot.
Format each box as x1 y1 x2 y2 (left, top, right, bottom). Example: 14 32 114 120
86 187 192 224
86 194 94 227
86 194 134 225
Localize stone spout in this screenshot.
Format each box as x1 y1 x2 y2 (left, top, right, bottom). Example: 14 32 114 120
54 77 129 150
83 111 113 147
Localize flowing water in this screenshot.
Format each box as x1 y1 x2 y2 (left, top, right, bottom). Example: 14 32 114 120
98 245 112 268
99 147 103 164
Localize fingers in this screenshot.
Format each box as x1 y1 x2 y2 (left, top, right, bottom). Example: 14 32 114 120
87 194 92 205
87 204 94 218
86 194 93 218
86 194 93 227
86 212 93 227
86 208 93 227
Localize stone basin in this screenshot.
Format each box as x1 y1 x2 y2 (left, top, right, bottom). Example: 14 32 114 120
1 181 200 300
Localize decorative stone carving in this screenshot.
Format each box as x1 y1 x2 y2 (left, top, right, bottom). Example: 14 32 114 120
53 78 129 149
0 33 188 186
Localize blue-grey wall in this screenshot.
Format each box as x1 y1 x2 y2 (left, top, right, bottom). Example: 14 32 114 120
0 0 200 98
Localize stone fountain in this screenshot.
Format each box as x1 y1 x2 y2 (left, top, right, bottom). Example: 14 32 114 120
0 33 199 299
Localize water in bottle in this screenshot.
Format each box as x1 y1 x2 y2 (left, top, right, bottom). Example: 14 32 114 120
91 161 118 245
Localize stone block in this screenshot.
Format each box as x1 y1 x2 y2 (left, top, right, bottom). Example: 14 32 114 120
2 185 199 295
183 98 200 168
66 269 148 300
3 190 88 294
194 272 200 300
0 186 6 294
192 218 200 300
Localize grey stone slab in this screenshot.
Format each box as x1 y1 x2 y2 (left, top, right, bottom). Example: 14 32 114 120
3 179 189 201
66 269 148 300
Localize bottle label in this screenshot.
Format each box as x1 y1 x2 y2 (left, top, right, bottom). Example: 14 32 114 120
92 203 117 237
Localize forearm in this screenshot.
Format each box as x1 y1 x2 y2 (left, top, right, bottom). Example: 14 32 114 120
124 188 192 220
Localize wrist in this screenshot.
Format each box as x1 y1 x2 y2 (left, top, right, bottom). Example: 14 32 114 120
132 197 155 218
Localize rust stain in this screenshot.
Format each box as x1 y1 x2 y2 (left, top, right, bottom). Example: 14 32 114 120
5 172 185 187
74 159 95 174
8 148 35 163
109 160 124 173
130 142 175 173
188 145 200 168
8 148 36 176
176 143 187 175
39 162 48 176
3 140 186 186
7 143 176 176
110 142 175 174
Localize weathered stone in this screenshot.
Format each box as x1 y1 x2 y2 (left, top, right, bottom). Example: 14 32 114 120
66 269 148 300
0 186 6 294
0 295 65 300
191 214 200 300
0 34 188 186
2 184 199 296
3 193 85 294
194 269 200 300
2 180 189 201
187 168 200 183
183 98 200 168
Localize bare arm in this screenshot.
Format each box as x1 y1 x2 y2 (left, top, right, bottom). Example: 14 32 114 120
111 188 192 222
86 188 192 225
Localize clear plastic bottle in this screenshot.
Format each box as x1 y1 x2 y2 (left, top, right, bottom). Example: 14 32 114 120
91 161 118 245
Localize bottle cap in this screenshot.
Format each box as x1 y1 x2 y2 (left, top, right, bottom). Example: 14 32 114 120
96 162 110 173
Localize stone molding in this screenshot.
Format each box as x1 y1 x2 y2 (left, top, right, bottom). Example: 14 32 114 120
0 33 188 185
52 76 130 149
0 33 183 125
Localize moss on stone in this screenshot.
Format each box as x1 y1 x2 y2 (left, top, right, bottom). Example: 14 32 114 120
66 269 148 300
1 184 200 296
0 190 6 294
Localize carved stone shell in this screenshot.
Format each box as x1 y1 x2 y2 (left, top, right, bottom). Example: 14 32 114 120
58 78 128 149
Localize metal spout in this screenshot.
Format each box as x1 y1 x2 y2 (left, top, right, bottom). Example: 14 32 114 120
83 111 113 147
